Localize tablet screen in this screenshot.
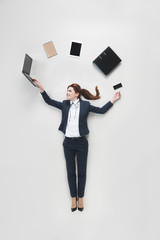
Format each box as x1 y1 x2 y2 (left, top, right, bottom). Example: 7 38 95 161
70 42 82 56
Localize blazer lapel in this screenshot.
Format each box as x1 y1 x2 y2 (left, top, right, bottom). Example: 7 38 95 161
79 99 85 120
65 100 71 120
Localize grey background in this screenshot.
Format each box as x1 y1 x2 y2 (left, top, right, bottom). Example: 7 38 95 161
0 0 159 239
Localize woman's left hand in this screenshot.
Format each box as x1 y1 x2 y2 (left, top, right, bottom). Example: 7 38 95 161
111 91 121 104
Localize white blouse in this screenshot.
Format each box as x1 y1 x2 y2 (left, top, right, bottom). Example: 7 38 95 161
65 99 81 137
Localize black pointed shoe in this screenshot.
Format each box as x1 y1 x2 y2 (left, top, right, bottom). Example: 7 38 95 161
71 206 77 212
78 197 84 211
78 207 84 211
71 196 78 212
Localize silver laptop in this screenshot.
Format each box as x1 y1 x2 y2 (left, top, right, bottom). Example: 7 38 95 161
22 54 39 87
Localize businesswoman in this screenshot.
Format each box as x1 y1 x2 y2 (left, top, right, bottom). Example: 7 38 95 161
33 79 121 212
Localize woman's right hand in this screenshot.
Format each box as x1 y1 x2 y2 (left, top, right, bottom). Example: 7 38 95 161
32 79 44 92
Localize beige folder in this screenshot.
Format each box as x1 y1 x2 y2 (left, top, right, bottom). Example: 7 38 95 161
43 41 57 58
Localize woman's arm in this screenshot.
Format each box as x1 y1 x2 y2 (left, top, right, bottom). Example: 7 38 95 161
32 79 62 110
89 91 121 114
32 79 44 93
89 101 113 114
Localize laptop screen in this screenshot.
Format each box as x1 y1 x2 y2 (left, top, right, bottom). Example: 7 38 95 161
22 54 32 75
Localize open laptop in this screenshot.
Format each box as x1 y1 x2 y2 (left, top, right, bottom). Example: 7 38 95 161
22 54 39 87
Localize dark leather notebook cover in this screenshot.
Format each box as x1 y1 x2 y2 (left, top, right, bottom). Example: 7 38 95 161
93 47 121 75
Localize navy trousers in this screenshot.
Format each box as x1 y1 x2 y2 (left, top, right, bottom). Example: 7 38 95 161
62 136 88 198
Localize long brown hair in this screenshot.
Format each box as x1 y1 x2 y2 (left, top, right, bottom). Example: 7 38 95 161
67 83 101 100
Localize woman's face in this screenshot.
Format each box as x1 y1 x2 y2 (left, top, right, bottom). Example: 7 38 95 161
66 87 79 101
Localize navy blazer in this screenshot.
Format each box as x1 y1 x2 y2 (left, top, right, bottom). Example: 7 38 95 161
40 90 113 136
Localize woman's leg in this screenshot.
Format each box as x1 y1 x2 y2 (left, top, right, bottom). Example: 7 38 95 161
76 137 88 198
63 139 77 198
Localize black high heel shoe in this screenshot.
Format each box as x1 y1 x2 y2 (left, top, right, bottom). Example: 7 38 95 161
71 196 78 212
78 207 84 211
78 197 84 211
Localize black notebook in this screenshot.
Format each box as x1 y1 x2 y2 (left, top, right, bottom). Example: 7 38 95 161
93 47 122 75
